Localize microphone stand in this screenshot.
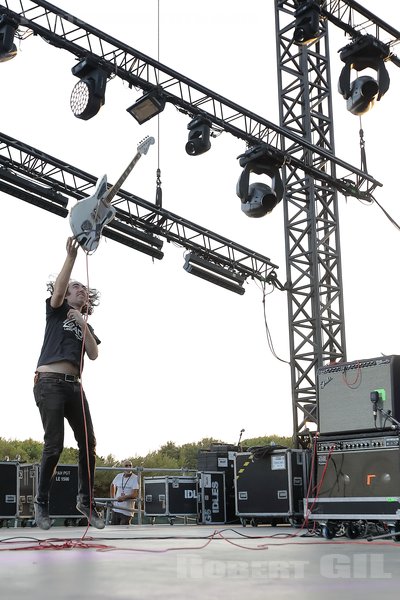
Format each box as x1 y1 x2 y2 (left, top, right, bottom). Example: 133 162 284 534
376 406 400 430
237 429 245 452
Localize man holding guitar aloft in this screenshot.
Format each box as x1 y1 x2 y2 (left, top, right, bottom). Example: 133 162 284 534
33 237 104 530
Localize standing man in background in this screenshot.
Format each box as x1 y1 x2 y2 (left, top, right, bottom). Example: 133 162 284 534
33 237 104 530
110 461 139 525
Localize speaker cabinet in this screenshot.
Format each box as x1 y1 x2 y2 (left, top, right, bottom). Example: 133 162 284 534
317 355 400 435
317 446 400 498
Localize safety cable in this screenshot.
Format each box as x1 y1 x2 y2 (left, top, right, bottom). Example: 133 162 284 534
155 0 162 209
359 116 368 173
357 118 400 230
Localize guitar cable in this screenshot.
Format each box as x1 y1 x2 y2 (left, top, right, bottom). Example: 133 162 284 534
76 250 95 537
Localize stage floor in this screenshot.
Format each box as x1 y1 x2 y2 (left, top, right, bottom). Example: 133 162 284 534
0 523 399 599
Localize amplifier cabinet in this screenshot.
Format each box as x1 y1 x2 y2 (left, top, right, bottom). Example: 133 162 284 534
306 435 400 521
197 471 226 524
317 355 400 435
143 476 198 518
234 449 309 519
0 462 19 518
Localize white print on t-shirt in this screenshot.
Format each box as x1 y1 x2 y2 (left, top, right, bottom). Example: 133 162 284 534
63 318 83 341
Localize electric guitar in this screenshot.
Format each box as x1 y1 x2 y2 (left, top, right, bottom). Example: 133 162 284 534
69 136 155 252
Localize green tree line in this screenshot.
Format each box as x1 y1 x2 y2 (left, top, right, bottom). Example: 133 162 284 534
0 434 293 497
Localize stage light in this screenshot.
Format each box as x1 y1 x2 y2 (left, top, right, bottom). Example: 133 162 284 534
293 0 321 46
103 219 164 259
338 35 390 116
185 117 211 156
183 252 246 295
127 88 165 125
70 57 108 120
0 15 18 63
236 146 284 218
344 76 379 116
0 177 68 217
103 227 164 259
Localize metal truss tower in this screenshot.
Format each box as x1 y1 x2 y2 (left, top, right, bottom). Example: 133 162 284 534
275 1 346 443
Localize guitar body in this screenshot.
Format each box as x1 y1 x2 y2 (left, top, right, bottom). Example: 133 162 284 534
69 136 155 253
69 175 116 253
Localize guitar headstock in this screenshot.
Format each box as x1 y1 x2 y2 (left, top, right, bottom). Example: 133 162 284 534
137 136 155 156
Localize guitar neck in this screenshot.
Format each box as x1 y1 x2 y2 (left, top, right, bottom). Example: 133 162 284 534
104 151 142 204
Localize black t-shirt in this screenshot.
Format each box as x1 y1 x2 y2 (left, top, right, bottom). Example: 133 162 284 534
36 298 101 369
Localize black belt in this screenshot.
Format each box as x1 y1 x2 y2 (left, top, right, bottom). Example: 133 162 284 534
36 372 80 382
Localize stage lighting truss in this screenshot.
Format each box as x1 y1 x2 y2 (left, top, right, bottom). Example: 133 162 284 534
70 57 109 120
126 88 166 125
338 35 391 116
183 252 246 295
236 145 284 218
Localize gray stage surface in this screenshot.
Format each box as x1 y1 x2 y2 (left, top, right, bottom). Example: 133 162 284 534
0 524 399 599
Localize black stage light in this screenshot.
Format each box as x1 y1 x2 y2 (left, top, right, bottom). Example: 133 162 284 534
70 57 108 120
127 89 165 125
106 218 164 249
0 179 68 217
293 0 321 46
344 76 379 116
183 252 246 295
185 117 211 156
0 15 18 63
103 227 164 259
236 146 284 218
338 35 390 116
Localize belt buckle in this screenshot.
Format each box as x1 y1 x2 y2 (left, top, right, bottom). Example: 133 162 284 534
65 374 77 382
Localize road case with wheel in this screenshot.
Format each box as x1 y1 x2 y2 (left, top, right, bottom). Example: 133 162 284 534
234 448 309 526
144 476 198 523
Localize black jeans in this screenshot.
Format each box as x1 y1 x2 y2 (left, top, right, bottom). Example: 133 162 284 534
33 376 96 506
111 510 133 525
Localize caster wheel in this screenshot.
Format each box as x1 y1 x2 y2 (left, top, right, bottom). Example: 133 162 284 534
289 517 303 528
346 521 365 539
346 523 360 540
250 519 258 527
270 519 278 527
